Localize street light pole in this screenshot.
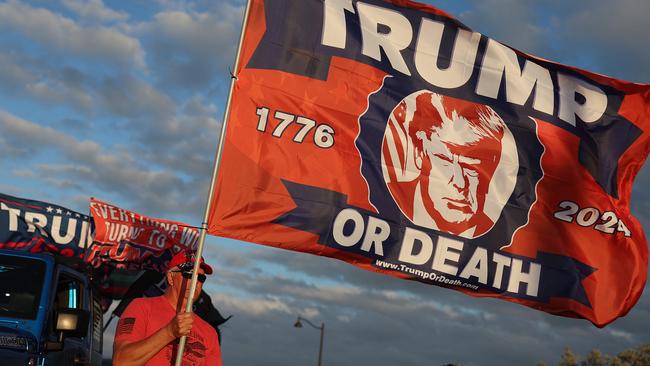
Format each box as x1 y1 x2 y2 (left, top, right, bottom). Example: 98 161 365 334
294 316 325 366
318 322 324 366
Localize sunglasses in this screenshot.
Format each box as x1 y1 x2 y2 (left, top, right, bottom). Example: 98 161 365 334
171 270 206 284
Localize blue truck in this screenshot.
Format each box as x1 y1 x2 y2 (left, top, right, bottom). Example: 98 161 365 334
0 249 103 366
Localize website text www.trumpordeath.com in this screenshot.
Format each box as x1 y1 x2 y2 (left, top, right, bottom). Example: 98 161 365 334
375 259 479 290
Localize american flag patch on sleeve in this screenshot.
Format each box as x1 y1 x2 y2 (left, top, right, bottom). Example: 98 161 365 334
117 317 136 335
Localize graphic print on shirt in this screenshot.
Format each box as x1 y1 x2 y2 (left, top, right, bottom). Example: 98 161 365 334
165 330 207 366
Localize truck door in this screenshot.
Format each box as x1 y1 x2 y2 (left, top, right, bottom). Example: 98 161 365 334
47 268 92 366
89 292 104 366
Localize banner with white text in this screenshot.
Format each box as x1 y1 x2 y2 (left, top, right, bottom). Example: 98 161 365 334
208 0 650 326
86 198 199 272
0 192 92 258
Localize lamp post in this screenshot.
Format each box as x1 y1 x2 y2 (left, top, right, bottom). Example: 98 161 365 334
294 316 325 366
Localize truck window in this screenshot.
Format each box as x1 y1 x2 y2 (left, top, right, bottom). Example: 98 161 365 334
0 255 46 320
55 276 83 310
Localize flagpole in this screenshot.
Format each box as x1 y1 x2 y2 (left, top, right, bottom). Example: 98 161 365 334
174 0 253 364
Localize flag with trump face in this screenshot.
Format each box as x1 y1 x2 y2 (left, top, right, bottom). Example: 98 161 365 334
208 0 650 326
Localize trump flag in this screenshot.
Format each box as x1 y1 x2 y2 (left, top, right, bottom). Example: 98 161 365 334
86 198 200 272
0 192 92 257
208 0 650 326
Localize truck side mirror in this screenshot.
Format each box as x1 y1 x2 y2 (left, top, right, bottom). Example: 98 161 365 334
55 308 90 338
46 308 91 351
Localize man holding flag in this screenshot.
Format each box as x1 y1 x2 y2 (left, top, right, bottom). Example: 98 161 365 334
112 251 221 365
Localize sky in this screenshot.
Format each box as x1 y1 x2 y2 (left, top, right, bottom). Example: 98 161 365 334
0 0 649 365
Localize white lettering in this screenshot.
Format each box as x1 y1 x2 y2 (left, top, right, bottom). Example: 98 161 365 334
398 227 433 265
107 222 119 241
109 206 119 221
116 224 129 242
51 216 76 244
25 212 48 236
332 208 365 247
507 258 541 296
79 220 91 249
415 18 480 89
180 227 199 247
459 246 488 284
319 1 609 126
1 203 20 231
360 216 390 256
558 73 608 126
322 0 355 49
431 236 463 276
91 202 108 219
358 2 412 76
476 39 554 115
492 252 511 289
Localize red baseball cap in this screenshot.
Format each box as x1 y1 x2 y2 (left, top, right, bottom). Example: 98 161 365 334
168 251 213 275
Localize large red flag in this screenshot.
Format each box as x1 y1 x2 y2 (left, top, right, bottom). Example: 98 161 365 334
208 0 650 326
87 198 200 273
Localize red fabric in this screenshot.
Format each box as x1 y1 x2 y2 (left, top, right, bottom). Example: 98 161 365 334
86 198 200 272
207 0 650 327
168 251 213 275
114 296 221 366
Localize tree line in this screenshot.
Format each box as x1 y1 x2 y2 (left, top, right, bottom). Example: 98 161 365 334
442 343 650 366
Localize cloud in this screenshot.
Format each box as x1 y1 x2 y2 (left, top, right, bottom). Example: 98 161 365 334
0 0 144 69
61 0 129 23
137 3 244 90
550 0 650 82
0 110 202 216
0 51 96 113
0 54 219 215
456 0 552 58
97 74 176 119
0 51 188 134
450 0 650 83
202 243 650 366
219 296 293 316
0 52 34 90
122 95 220 182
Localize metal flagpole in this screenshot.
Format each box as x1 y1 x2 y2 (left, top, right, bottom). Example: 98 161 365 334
174 0 253 364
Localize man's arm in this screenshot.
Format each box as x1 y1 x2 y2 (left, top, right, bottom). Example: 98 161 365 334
113 312 193 366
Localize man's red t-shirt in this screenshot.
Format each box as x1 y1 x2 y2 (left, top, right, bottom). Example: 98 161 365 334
114 296 221 366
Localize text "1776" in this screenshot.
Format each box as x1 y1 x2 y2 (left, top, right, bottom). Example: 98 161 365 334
256 107 335 148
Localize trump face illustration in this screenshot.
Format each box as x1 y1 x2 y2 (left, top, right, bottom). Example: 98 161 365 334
382 91 518 239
